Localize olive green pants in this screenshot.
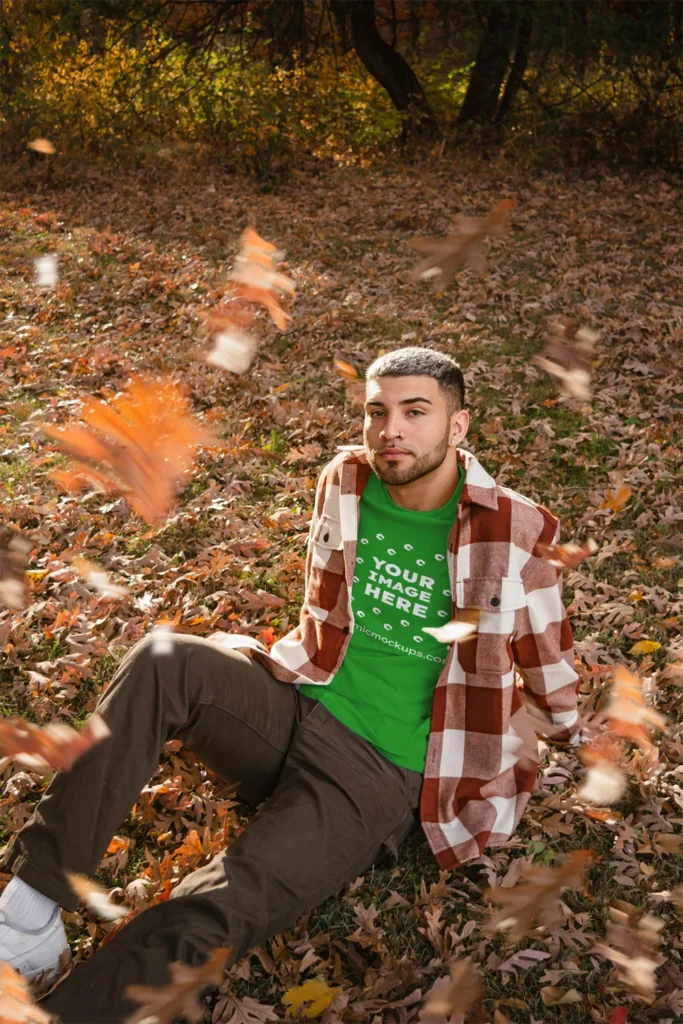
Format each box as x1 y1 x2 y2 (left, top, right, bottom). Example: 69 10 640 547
5 635 422 1023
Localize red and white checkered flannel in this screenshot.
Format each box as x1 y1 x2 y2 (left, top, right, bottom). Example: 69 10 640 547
244 446 580 868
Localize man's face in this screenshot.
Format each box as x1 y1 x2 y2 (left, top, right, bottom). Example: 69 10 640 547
363 375 463 486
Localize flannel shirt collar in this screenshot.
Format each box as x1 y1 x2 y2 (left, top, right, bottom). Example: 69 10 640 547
335 445 499 510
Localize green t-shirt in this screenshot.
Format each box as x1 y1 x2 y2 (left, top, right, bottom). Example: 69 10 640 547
300 467 465 772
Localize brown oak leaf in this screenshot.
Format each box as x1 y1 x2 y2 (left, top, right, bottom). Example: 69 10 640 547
484 850 595 942
533 319 598 402
410 198 513 290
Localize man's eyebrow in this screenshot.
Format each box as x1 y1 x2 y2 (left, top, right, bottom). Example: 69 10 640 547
365 397 434 408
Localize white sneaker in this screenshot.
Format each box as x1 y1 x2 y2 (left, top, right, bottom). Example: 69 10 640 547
0 906 69 981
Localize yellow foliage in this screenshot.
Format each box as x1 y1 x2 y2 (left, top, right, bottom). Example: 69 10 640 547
282 978 341 1019
628 640 661 656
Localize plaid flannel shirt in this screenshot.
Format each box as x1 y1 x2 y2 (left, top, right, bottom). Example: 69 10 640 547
234 446 580 868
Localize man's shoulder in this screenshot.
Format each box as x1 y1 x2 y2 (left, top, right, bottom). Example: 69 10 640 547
492 481 559 546
317 446 367 484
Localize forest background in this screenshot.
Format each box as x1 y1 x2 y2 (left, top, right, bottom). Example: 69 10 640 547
0 2 682 1023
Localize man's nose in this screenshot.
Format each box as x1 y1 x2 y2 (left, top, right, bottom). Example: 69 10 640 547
379 419 401 439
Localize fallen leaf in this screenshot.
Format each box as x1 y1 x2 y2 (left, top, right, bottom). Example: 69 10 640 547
540 986 583 1006
0 713 111 773
282 978 341 1019
628 640 661 656
600 485 632 513
495 949 551 974
124 947 230 1023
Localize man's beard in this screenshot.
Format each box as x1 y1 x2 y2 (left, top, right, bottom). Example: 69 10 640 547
366 431 450 486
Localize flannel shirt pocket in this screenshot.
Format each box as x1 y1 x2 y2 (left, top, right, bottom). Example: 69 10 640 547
309 515 345 590
455 576 526 675
312 514 343 551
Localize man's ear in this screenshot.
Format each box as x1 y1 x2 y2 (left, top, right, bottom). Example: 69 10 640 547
450 408 469 444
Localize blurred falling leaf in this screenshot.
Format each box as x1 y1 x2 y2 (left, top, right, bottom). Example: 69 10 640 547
206 327 257 374
0 713 110 773
34 254 58 288
420 960 482 1021
27 138 55 154
282 978 341 1019
534 537 598 569
422 619 478 644
229 226 294 330
71 557 128 599
0 962 52 1024
0 530 31 610
124 947 230 1024
484 850 595 942
333 356 365 409
150 622 176 656
411 199 513 290
593 901 664 1002
40 377 212 523
603 665 666 753
533 320 598 402
576 761 628 806
66 873 129 921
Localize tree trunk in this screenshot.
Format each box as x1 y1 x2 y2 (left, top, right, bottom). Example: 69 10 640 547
333 0 436 136
495 3 533 124
458 2 516 124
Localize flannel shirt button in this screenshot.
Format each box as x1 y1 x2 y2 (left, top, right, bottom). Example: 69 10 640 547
490 596 500 607
343 625 349 634
323 531 329 542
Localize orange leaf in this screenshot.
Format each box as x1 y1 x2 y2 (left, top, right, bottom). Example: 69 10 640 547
41 377 211 523
534 538 598 569
27 138 55 155
0 962 52 1023
600 485 632 513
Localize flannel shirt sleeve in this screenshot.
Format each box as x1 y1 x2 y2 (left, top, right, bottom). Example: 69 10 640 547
511 519 580 743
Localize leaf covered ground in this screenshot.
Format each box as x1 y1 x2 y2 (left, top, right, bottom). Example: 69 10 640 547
0 158 682 1023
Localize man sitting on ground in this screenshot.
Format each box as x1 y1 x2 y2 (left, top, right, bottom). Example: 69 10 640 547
0 347 580 1023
